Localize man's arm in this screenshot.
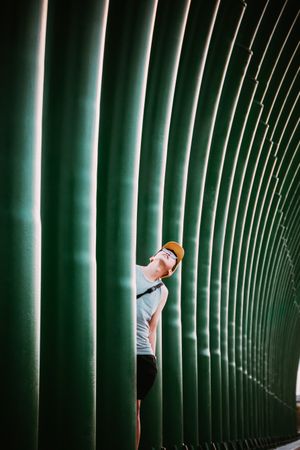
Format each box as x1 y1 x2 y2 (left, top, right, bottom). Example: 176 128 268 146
148 285 168 354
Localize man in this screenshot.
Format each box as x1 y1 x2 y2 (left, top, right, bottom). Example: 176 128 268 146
136 241 184 449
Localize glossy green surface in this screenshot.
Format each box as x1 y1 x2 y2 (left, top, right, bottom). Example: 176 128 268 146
0 2 46 448
1 1 299 449
38 1 107 449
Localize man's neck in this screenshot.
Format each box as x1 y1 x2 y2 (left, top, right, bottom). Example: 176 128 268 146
142 261 164 282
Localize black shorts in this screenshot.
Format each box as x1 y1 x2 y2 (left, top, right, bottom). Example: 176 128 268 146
137 355 158 400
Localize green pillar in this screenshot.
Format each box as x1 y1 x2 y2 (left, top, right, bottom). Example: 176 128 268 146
263 220 284 438
0 2 47 449
228 100 263 440
237 120 269 440
136 1 191 448
240 136 273 436
39 1 107 449
221 75 258 443
96 1 157 448
247 163 278 439
256 192 281 438
187 0 246 443
209 41 251 444
182 1 220 447
160 1 230 446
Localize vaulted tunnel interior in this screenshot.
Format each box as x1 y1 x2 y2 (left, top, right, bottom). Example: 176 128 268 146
1 1 300 449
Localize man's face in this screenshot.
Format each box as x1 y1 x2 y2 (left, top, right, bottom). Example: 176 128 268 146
154 249 177 273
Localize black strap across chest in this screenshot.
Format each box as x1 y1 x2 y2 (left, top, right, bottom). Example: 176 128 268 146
136 282 163 299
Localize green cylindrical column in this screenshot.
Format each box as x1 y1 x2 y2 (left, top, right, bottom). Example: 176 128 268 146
233 118 268 440
256 192 281 438
0 2 47 449
247 165 278 439
254 88 298 443
227 100 263 440
136 1 191 448
160 1 220 446
241 141 274 438
264 222 285 435
181 1 220 447
210 41 251 444
264 127 300 437
270 241 294 435
96 1 157 448
223 1 271 442
221 76 258 443
39 1 107 449
256 188 280 437
184 0 246 443
254 16 300 433
172 2 218 446
268 230 286 436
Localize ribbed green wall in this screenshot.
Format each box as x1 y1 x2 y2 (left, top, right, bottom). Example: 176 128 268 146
1 1 299 449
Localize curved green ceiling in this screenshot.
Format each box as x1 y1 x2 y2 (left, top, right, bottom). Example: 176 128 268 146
1 0 299 449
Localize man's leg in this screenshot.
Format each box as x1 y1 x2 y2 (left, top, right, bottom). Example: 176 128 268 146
136 400 141 450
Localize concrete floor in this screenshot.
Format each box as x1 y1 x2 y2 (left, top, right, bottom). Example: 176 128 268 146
275 439 300 450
